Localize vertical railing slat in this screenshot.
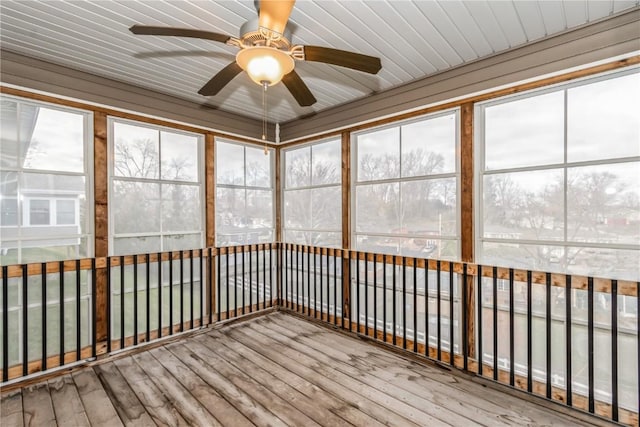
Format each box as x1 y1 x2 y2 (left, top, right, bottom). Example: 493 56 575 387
566 275 572 407
23 265 29 375
59 261 64 367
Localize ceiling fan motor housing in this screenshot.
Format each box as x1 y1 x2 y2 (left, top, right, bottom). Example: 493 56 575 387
240 17 292 49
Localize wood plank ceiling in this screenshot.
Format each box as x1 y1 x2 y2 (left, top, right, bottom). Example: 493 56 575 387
0 1 638 124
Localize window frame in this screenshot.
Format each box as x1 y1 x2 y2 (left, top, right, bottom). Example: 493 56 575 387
281 136 342 247
351 108 462 258
474 66 640 271
214 137 276 247
107 116 206 255
0 94 94 262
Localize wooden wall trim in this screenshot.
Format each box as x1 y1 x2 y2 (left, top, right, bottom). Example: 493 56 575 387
275 147 282 242
280 9 640 142
341 132 351 251
93 111 108 343
205 134 216 247
460 102 474 263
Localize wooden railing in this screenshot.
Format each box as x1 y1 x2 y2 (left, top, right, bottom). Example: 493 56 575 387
1 242 638 425
0 244 277 384
279 243 639 426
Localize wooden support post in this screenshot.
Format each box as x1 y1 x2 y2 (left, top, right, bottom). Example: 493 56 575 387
460 102 475 358
341 132 351 324
93 112 108 349
275 146 282 242
205 133 216 323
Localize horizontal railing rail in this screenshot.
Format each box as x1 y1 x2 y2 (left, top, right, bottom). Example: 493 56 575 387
279 243 639 426
1 241 637 426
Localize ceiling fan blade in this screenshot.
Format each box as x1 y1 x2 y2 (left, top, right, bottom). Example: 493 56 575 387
130 25 231 44
282 70 317 107
198 62 243 96
258 0 295 36
303 46 382 74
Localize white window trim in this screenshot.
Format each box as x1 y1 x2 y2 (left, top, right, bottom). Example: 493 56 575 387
281 136 342 245
351 108 462 258
107 116 206 255
0 94 94 263
474 66 640 267
214 137 276 246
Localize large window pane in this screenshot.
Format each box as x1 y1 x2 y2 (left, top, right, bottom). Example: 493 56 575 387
354 111 459 258
285 146 310 188
483 169 564 241
401 178 457 236
246 189 273 229
216 188 246 233
215 139 274 246
112 180 160 234
312 140 341 185
485 91 564 170
402 113 456 176
160 131 198 182
113 122 159 179
22 105 85 173
110 119 204 255
216 141 245 186
162 184 201 232
568 162 640 245
568 72 640 162
246 146 272 188
284 189 311 229
357 127 400 182
311 187 341 230
355 182 400 233
1 96 91 265
283 138 341 248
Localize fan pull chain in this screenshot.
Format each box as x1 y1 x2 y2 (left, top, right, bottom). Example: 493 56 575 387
262 81 268 155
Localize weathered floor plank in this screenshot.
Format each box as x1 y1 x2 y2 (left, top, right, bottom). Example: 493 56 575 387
22 382 56 427
196 331 384 427
269 315 591 426
73 369 123 427
1 390 24 427
94 362 155 426
2 312 606 427
113 356 190 427
133 351 224 427
269 314 541 425
48 375 90 427
227 325 424 426
147 346 256 427
167 341 291 427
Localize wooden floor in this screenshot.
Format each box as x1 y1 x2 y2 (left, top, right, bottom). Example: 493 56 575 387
1 312 607 427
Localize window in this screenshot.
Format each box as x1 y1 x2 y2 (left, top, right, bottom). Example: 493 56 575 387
56 199 76 225
215 139 274 246
109 118 204 255
353 110 460 259
28 199 50 225
283 138 342 247
0 95 93 370
0 95 93 264
477 68 640 281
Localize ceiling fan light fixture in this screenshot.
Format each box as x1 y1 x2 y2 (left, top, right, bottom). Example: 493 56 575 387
236 46 294 86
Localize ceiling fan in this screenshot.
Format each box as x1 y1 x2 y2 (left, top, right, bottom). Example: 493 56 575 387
129 0 382 108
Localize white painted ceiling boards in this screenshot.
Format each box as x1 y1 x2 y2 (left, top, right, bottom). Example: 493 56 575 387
1 1 638 124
